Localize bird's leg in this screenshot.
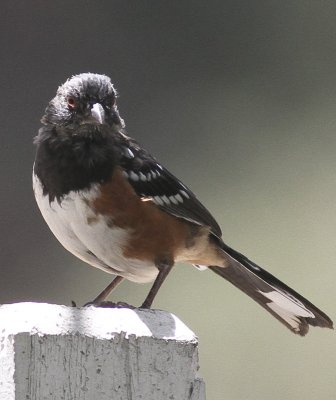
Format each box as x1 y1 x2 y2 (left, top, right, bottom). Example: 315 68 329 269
141 257 174 309
85 275 124 306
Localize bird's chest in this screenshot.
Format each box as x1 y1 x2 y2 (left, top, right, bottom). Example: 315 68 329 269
33 173 158 281
33 143 117 205
33 172 120 249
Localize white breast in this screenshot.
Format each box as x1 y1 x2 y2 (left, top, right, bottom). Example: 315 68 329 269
32 173 158 283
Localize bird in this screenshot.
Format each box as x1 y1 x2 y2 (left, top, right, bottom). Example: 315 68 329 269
33 72 333 336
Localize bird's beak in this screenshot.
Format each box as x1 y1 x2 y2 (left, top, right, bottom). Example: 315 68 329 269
90 103 105 124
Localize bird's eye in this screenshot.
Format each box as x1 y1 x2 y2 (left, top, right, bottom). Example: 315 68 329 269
67 97 77 109
104 97 116 109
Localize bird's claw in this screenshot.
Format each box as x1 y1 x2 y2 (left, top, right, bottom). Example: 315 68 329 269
83 300 136 309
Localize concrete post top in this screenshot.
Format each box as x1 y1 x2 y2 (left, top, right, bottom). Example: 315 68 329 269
0 302 197 342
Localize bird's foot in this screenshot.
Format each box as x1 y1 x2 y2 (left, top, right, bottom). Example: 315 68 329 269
83 300 136 309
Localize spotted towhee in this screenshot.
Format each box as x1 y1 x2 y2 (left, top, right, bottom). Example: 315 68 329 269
33 73 333 336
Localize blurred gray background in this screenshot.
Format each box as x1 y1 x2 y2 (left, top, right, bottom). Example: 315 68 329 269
1 1 336 399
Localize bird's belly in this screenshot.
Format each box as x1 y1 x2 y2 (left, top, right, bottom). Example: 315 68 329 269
33 174 158 283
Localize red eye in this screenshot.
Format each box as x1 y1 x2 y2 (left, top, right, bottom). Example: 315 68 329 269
67 97 76 109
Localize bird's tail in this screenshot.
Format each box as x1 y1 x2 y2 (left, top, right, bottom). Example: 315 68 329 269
209 243 333 335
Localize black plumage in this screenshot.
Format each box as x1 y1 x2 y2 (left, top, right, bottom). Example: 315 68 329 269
33 73 333 335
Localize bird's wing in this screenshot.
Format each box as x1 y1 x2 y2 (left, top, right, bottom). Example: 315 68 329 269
116 134 222 238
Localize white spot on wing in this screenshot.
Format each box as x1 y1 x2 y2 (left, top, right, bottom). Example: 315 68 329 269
153 196 164 206
124 147 134 158
161 195 170 205
169 195 179 205
129 171 139 181
175 193 183 203
139 172 147 181
180 190 190 199
122 171 129 178
151 171 157 179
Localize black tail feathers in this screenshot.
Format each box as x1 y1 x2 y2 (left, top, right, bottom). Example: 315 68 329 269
209 244 333 336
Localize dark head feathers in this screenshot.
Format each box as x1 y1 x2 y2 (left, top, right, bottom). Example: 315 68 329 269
40 73 124 128
56 73 117 102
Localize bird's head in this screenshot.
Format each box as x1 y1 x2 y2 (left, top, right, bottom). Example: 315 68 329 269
41 73 124 130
